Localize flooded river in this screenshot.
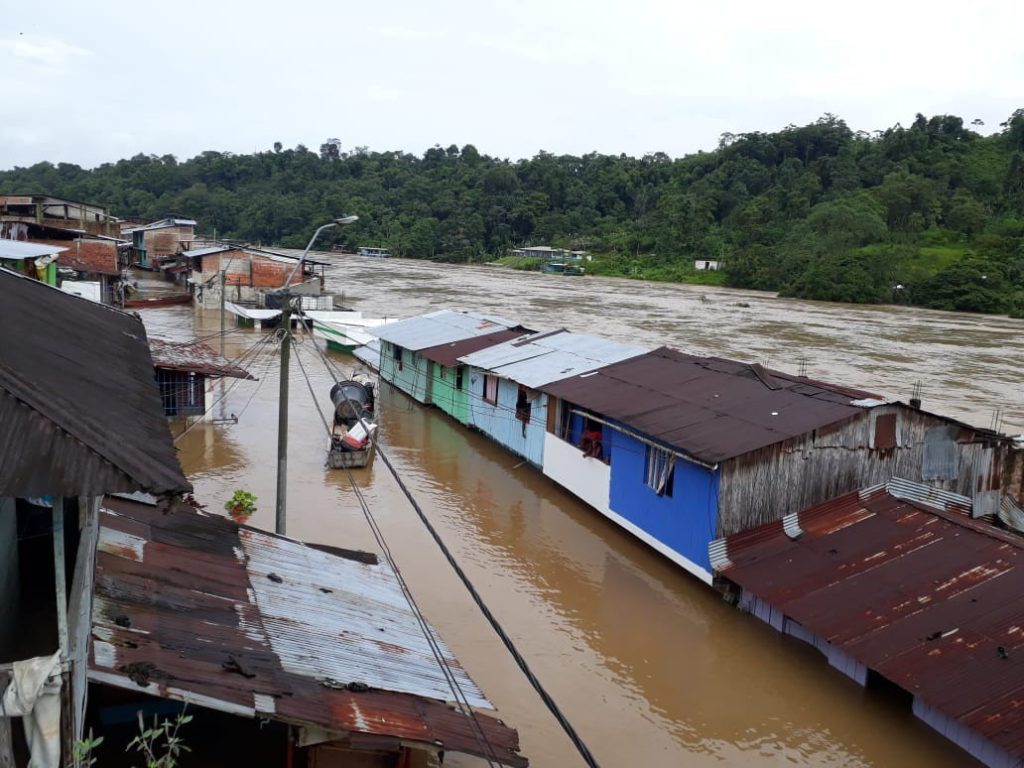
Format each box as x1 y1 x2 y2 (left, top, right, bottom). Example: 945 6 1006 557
146 256 1024 767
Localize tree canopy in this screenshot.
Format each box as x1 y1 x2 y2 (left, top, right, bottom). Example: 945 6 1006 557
3 109 1023 314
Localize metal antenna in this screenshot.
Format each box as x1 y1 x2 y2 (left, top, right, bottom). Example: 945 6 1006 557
798 357 807 378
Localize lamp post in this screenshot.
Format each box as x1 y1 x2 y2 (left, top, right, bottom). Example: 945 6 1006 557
275 215 359 535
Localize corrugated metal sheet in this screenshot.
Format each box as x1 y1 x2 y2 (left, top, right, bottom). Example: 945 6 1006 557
90 497 525 766
542 347 877 464
418 329 525 368
0 237 67 259
0 268 191 497
184 245 231 258
459 329 647 389
353 339 382 371
371 309 521 351
149 338 254 379
716 480 1024 761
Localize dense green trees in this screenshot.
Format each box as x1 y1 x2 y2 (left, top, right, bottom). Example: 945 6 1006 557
2 109 1023 313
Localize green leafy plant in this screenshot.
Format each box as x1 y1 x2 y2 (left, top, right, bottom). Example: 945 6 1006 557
71 731 104 767
224 489 257 523
127 710 192 768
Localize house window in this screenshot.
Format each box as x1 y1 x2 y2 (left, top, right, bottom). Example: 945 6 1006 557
645 446 675 497
579 419 603 460
455 366 464 391
393 345 404 371
482 374 499 405
516 386 532 436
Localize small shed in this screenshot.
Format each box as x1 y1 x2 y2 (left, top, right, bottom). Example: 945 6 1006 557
694 259 721 271
148 338 254 418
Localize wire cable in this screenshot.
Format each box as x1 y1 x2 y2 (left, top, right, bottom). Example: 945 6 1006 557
290 338 503 767
291 315 599 767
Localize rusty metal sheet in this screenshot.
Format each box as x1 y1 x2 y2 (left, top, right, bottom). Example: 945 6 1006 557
717 482 1024 760
149 338 254 379
418 329 525 368
89 497 525 767
0 269 190 497
542 347 875 464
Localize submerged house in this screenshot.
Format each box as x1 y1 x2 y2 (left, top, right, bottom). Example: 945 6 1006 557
148 338 254 418
88 495 526 768
188 245 330 308
539 347 1024 583
417 330 525 424
0 267 192 766
456 330 647 467
372 310 524 405
712 478 1024 768
125 217 196 268
0 194 120 238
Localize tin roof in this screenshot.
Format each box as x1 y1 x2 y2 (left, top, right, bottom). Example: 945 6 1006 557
0 238 67 260
125 217 198 233
418 329 526 368
371 309 521 352
459 329 648 389
714 481 1024 761
90 496 525 766
0 268 191 497
149 338 255 379
184 245 232 259
541 347 876 464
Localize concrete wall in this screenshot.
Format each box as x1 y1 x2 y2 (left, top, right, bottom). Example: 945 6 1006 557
465 369 547 466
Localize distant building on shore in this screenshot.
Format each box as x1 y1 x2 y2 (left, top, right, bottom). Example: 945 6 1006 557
511 245 590 261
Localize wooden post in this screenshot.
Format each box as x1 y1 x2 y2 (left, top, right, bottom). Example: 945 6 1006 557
53 498 69 658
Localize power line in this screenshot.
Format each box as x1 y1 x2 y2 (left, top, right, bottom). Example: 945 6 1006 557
292 316 601 767
290 339 503 767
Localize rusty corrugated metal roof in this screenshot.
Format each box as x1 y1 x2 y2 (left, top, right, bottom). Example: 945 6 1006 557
149 338 254 379
90 496 526 766
418 329 526 368
716 482 1024 759
0 268 191 497
541 346 878 464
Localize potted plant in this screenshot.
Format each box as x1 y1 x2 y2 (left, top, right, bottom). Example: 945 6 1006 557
224 490 257 524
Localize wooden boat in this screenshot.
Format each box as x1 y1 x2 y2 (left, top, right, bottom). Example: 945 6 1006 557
541 261 585 276
124 293 193 308
326 375 378 469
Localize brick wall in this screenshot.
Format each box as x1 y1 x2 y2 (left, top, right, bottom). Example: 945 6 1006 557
33 238 118 274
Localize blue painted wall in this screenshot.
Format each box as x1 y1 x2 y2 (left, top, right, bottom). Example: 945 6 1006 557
465 368 547 466
607 428 720 573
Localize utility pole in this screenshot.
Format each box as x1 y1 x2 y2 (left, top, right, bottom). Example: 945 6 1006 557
275 297 292 535
219 269 226 357
274 215 358 536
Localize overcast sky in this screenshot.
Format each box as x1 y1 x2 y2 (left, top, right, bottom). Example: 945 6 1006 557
2 0 1022 170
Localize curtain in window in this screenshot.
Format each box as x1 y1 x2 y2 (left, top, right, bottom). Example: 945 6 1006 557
485 375 499 404
646 447 675 495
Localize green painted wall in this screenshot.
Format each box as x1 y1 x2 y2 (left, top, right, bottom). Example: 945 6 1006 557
1 259 57 286
433 364 470 424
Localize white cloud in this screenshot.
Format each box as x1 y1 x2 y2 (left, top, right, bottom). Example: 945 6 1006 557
0 35 91 73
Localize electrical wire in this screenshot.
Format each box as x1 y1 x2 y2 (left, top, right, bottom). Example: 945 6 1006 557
290 339 503 767
290 314 600 767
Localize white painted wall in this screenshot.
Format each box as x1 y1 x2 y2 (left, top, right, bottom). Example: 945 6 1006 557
543 433 613 515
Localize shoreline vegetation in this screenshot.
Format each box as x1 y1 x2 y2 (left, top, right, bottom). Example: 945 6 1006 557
3 109 1023 315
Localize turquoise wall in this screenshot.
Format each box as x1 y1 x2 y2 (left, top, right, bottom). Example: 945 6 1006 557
380 341 432 404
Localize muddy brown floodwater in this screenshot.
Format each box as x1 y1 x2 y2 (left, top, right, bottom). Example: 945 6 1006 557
145 256 1024 768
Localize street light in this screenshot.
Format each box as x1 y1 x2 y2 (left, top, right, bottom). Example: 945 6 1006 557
275 215 359 535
